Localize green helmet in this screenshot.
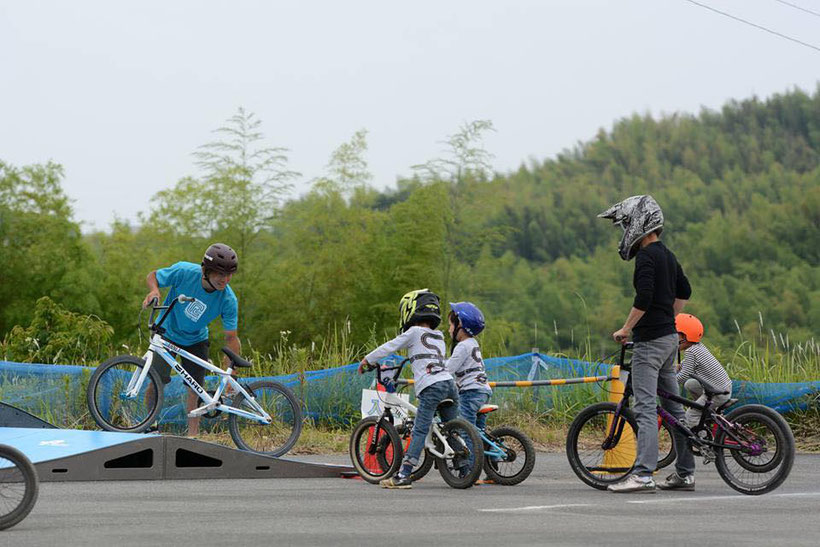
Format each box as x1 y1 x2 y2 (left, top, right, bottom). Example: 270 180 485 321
399 289 441 332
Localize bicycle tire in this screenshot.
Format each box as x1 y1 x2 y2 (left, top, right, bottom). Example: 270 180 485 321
409 448 435 481
657 419 677 470
566 402 638 490
483 426 536 486
0 444 39 531
435 418 484 489
228 380 303 457
380 437 434 482
349 417 403 484
714 405 795 495
726 410 786 473
87 355 164 432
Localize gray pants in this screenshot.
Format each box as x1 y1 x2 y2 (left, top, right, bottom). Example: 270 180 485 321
683 378 731 428
631 334 695 477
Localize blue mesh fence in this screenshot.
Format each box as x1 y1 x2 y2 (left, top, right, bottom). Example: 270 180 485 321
1 353 817 428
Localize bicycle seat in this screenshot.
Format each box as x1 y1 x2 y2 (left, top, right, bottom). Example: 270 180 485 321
221 347 252 368
436 398 455 412
691 374 730 396
478 404 498 414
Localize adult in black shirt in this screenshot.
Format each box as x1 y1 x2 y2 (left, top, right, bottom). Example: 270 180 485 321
600 195 696 493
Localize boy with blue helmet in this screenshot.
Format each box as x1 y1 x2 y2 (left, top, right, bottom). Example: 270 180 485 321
358 289 459 489
446 302 492 432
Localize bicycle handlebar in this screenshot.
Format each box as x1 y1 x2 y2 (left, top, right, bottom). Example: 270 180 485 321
147 294 195 333
619 342 634 370
365 358 409 388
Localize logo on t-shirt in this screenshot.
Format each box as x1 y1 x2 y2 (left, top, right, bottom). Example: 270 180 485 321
184 300 207 322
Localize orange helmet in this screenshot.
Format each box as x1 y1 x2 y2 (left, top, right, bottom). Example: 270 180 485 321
676 313 704 343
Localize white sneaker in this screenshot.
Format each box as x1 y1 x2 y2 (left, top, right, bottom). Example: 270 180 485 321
657 472 695 491
607 474 656 493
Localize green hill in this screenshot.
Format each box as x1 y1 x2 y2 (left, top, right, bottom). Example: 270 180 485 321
1 87 818 365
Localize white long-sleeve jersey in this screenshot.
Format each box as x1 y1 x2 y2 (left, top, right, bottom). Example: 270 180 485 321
365 326 452 396
446 337 492 394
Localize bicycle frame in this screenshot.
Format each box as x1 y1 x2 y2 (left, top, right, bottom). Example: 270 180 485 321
605 344 764 457
369 360 468 460
124 295 272 425
376 390 457 460
481 430 511 461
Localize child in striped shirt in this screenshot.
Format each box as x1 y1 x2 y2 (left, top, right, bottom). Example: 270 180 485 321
675 314 733 428
445 302 492 431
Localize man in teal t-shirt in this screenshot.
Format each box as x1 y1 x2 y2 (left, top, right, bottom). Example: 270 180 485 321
141 243 240 436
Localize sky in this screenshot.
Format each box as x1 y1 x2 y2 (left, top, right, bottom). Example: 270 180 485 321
1 0 818 231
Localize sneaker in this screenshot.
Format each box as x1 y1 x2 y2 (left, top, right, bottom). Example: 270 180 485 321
607 474 656 493
379 474 412 489
657 472 695 491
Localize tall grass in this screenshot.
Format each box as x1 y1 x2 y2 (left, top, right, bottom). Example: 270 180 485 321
720 338 820 383
2 323 817 448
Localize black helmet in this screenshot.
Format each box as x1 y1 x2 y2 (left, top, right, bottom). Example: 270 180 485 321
399 289 441 332
202 243 238 274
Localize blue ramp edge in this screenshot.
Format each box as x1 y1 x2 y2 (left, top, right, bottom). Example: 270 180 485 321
0 427 157 464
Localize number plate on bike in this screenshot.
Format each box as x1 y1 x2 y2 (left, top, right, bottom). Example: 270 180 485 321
360 389 409 423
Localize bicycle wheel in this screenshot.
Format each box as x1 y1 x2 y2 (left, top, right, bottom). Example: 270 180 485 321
657 419 677 470
228 380 303 457
435 418 484 489
483 426 536 486
349 417 402 484
87 355 163 432
409 448 434 481
714 405 795 495
566 402 638 490
0 444 39 531
379 435 434 481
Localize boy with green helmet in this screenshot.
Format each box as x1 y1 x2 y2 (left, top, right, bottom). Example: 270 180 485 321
358 289 460 489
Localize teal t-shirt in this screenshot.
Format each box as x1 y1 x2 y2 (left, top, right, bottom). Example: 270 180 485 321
154 261 238 345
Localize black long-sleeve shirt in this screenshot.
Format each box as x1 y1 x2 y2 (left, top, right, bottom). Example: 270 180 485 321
631 241 692 342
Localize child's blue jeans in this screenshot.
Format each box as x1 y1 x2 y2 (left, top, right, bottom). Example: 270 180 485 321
459 389 491 432
401 379 459 469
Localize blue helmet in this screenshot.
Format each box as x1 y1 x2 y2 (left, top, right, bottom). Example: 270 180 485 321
449 302 485 336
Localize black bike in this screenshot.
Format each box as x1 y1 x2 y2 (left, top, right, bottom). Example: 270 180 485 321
0 444 39 531
566 343 795 495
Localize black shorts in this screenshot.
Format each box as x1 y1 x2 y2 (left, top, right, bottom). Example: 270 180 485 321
153 339 210 386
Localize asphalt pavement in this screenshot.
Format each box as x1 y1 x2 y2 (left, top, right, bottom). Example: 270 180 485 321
6 453 820 546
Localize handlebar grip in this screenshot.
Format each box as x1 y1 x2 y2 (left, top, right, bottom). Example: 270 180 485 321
149 297 159 306
178 295 195 303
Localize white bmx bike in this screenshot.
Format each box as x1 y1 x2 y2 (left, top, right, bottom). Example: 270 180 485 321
87 295 302 456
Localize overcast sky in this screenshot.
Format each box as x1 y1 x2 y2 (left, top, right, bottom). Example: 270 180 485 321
1 0 818 231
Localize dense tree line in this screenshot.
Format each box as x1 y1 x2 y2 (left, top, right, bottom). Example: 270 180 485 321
2 87 818 364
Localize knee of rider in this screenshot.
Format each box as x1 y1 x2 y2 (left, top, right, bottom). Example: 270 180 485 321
683 378 704 394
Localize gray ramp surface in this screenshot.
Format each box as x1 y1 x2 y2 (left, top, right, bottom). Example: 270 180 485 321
0 427 353 481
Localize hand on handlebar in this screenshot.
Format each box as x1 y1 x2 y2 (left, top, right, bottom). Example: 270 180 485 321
358 359 373 375
612 327 631 344
142 291 161 309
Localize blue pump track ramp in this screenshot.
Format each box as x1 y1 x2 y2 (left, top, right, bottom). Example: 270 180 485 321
0 427 354 482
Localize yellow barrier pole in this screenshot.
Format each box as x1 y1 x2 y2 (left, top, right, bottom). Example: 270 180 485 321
602 364 636 471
